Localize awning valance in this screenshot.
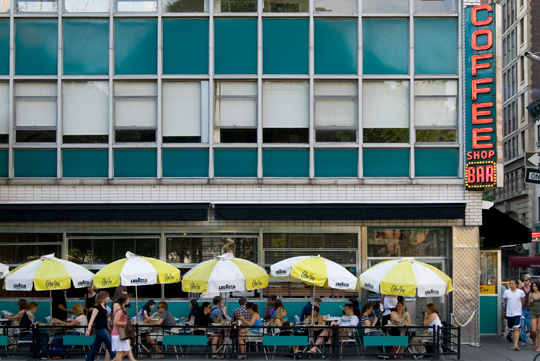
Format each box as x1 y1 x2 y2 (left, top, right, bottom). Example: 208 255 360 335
509 256 540 268
0 203 209 222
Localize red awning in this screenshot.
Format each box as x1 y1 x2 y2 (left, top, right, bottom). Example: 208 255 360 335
509 257 540 268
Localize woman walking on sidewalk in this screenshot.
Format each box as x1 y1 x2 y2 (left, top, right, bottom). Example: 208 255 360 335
529 281 540 351
86 291 116 361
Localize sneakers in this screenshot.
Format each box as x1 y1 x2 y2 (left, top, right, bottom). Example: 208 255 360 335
151 354 164 359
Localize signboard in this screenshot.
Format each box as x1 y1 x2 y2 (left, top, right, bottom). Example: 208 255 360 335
525 152 540 167
480 285 496 294
532 231 540 242
464 4 503 189
525 168 540 185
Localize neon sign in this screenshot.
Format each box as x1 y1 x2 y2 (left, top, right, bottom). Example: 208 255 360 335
464 4 502 189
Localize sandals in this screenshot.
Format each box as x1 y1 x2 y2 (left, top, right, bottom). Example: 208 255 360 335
510 346 520 351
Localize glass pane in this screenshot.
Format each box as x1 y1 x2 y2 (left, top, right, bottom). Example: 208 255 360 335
363 81 409 128
314 149 358 177
415 98 457 127
367 228 449 257
263 128 308 143
166 237 204 263
415 148 458 176
115 19 157 75
63 19 109 75
0 83 7 134
0 21 9 74
314 81 356 96
315 99 356 127
263 19 308 75
214 19 257 74
15 20 58 75
415 19 457 74
315 0 356 13
362 0 408 13
216 99 257 127
115 81 157 96
315 19 357 74
163 82 201 137
214 149 257 177
363 19 409 75
114 149 157 177
16 100 57 127
415 80 457 96
14 149 57 177
115 99 157 127
263 149 309 177
414 0 456 13
363 149 409 176
17 0 57 12
263 0 308 12
0 244 61 264
63 149 108 177
162 149 209 177
163 0 207 12
64 0 109 12
416 129 456 142
214 0 256 12
63 81 109 136
0 0 9 12
117 0 157 11
316 130 356 142
163 19 209 74
263 81 309 128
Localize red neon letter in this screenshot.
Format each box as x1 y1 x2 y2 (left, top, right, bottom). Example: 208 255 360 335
472 4 493 26
472 102 493 124
472 29 493 51
472 78 493 100
472 127 493 149
467 166 476 184
485 165 494 183
472 54 493 76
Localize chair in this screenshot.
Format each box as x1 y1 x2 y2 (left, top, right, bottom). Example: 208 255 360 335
245 328 267 359
338 328 360 360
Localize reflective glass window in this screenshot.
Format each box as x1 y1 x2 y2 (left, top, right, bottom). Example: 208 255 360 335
315 19 357 74
64 19 109 75
163 0 207 12
115 19 157 75
17 0 57 12
363 19 408 75
15 20 58 75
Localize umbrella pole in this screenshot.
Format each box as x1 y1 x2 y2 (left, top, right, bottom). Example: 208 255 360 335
49 290 53 325
311 285 315 324
135 286 139 316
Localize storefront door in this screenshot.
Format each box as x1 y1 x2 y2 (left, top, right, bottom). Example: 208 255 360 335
479 250 502 335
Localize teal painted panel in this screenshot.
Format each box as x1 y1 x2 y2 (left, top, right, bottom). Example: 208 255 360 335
14 149 57 177
415 19 457 74
214 149 257 177
363 336 408 347
214 19 257 74
263 149 309 177
0 149 7 177
114 149 157 177
480 296 498 334
163 19 208 74
363 149 409 177
15 20 58 75
415 149 458 177
0 20 9 75
163 335 208 346
64 20 109 75
115 20 157 75
363 19 408 75
162 149 209 177
315 19 357 74
0 336 7 346
263 336 308 346
63 149 108 178
263 19 308 75
63 335 95 346
314 149 357 177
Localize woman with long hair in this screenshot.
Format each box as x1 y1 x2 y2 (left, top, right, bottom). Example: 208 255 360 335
112 286 129 314
137 300 156 322
85 287 97 318
529 281 540 351
111 295 136 361
180 299 199 324
86 291 116 361
237 302 262 358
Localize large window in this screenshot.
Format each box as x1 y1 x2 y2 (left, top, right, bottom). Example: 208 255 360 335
15 82 57 143
314 81 357 142
0 82 7 143
17 0 57 12
214 81 257 143
0 233 62 265
367 228 449 258
114 81 157 143
263 0 308 12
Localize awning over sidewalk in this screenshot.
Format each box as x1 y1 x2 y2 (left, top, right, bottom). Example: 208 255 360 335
0 203 209 222
509 256 540 268
480 205 532 247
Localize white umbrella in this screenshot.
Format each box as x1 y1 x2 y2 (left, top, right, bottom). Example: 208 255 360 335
359 257 453 297
0 263 9 278
4 253 94 319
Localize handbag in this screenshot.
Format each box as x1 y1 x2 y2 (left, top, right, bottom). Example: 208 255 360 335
120 317 135 340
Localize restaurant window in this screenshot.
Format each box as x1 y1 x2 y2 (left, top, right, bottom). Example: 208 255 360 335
367 228 449 258
314 81 357 142
214 81 257 143
15 82 57 143
68 235 159 268
114 81 157 143
263 233 358 265
0 233 62 265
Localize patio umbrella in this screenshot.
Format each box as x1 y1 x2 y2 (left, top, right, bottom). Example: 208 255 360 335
0 263 8 278
92 251 180 313
359 257 453 297
270 255 357 321
182 253 269 294
3 253 94 320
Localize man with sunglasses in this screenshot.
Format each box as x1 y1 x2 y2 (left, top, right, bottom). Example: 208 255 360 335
520 275 533 347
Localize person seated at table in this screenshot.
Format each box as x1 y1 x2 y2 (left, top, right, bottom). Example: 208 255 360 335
300 298 322 323
194 302 223 359
271 299 283 320
180 299 198 324
4 298 28 348
307 304 359 354
137 300 156 322
237 302 262 358
264 295 277 320
144 301 175 358
293 306 326 356
20 302 48 357
272 306 294 335
411 303 442 354
341 297 361 318
53 303 88 334
389 301 410 336
210 296 228 323
360 302 382 336
52 290 74 321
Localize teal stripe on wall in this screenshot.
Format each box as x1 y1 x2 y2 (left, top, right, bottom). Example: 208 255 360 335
263 149 309 177
15 20 58 75
0 149 7 177
363 19 408 75
415 148 458 177
315 19 357 75
163 19 209 75
63 149 108 177
314 149 357 177
415 19 458 74
114 149 157 177
263 19 308 75
63 19 109 75
0 20 9 75
214 149 257 177
214 19 257 74
115 19 157 75
363 149 409 177
14 149 57 177
163 149 209 177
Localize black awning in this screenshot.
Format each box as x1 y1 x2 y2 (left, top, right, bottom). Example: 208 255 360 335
0 203 209 222
481 207 531 247
214 203 466 221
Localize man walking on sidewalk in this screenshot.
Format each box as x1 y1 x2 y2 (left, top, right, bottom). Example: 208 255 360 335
504 278 526 351
520 274 532 346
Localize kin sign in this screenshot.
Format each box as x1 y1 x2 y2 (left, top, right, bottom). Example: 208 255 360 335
464 4 503 189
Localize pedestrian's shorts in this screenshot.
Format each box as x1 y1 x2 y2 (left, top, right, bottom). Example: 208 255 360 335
507 315 521 329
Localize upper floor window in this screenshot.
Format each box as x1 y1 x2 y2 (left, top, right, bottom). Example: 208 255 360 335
214 81 257 143
15 82 57 143
114 81 157 143
314 81 357 143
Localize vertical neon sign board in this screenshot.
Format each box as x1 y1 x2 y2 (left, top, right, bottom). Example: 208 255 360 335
464 4 503 189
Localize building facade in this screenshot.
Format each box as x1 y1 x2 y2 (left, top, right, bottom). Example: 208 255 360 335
0 0 486 343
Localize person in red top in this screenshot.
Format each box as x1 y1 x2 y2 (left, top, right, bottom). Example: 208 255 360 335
111 295 136 361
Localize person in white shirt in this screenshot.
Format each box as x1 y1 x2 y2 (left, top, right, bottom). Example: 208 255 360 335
504 278 526 351
307 304 359 354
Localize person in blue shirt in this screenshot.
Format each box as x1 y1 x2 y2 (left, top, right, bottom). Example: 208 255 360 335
300 297 322 322
209 296 228 322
